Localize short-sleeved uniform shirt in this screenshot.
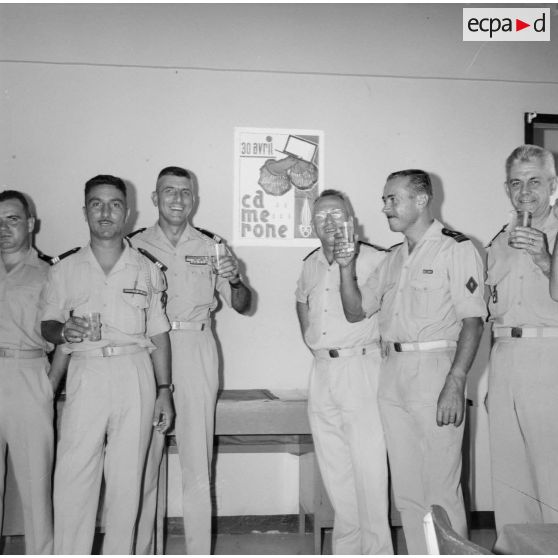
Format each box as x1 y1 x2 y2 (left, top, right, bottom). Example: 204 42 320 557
361 220 486 342
296 243 387 351
40 244 169 353
487 210 558 327
130 223 232 323
0 248 53 352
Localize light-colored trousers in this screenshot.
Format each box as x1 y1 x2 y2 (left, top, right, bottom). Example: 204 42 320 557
0 356 54 554
379 349 466 555
489 338 558 536
308 348 393 555
136 329 218 555
53 350 155 555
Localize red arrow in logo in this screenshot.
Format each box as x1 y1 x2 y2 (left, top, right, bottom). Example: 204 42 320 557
516 18 530 31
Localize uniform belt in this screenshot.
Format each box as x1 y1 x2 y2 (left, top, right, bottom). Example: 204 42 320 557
312 342 381 359
0 348 45 359
71 345 146 359
386 340 457 353
170 320 209 331
494 326 558 339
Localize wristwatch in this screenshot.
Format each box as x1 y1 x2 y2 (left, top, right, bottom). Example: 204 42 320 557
157 383 174 393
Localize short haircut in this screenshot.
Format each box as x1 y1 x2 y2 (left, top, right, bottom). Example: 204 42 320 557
313 189 352 215
387 169 433 200
505 144 557 178
157 166 194 181
84 175 127 199
0 189 32 218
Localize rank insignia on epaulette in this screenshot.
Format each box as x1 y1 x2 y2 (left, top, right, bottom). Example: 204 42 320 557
195 227 222 243
185 255 210 266
358 240 389 252
487 224 508 248
126 228 146 239
442 228 469 243
50 247 81 265
303 247 320 261
137 247 168 272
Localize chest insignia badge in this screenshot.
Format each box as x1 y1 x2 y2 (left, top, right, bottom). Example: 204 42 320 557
466 277 478 294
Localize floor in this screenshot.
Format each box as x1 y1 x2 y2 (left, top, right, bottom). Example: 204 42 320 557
1 515 497 555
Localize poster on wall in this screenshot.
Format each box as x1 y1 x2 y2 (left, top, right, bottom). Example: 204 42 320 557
234 127 324 247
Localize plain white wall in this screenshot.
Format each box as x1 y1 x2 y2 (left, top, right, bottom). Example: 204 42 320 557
2 3 558 515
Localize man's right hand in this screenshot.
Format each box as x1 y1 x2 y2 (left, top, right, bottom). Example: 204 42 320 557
333 231 358 268
62 315 90 343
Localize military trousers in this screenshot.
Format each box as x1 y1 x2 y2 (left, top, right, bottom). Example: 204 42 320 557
489 338 558 536
136 328 218 555
0 355 54 554
53 349 155 555
378 348 466 555
308 348 393 555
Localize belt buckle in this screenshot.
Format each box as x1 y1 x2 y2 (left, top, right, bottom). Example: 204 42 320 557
328 349 339 358
393 342 402 352
102 346 116 357
511 327 522 338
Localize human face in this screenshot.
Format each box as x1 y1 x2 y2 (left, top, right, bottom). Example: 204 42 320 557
312 196 349 247
83 184 129 241
382 176 422 233
0 199 34 254
152 175 195 227
505 159 557 218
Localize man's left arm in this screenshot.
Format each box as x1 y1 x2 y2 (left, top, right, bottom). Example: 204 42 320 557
437 316 483 427
150 331 175 434
216 248 252 314
438 239 487 426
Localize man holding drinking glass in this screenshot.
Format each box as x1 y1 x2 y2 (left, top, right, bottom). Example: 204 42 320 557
487 145 558 535
131 166 251 554
296 189 393 555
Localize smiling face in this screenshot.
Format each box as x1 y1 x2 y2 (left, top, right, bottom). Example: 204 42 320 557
0 198 34 254
505 158 557 219
382 176 423 233
83 183 129 241
152 174 195 228
312 195 349 248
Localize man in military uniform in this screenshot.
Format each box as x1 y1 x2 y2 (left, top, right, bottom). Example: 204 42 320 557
0 190 54 554
296 190 393 555
488 145 558 535
132 166 251 554
336 170 485 554
40 175 173 554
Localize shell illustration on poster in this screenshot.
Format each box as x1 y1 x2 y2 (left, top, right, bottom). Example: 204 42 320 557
234 128 323 246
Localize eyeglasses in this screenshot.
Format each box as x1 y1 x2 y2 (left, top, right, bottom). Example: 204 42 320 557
314 209 345 222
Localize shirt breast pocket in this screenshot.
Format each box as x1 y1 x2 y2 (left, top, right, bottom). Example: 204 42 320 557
115 291 149 335
185 262 214 304
409 275 445 318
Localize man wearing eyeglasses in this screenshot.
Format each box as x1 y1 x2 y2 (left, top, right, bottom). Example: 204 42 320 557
295 190 393 555
487 145 558 535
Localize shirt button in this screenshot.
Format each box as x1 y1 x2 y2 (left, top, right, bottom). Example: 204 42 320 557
322 332 326 335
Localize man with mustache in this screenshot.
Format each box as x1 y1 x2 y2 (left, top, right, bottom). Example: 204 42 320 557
131 166 251 554
0 190 54 554
335 170 485 554
40 175 173 554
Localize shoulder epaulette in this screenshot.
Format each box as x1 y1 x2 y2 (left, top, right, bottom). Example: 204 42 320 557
389 242 403 251
50 247 81 265
137 247 168 273
442 228 469 243
487 224 508 248
358 240 389 252
36 249 54 265
126 227 146 240
303 247 320 261
195 227 222 243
